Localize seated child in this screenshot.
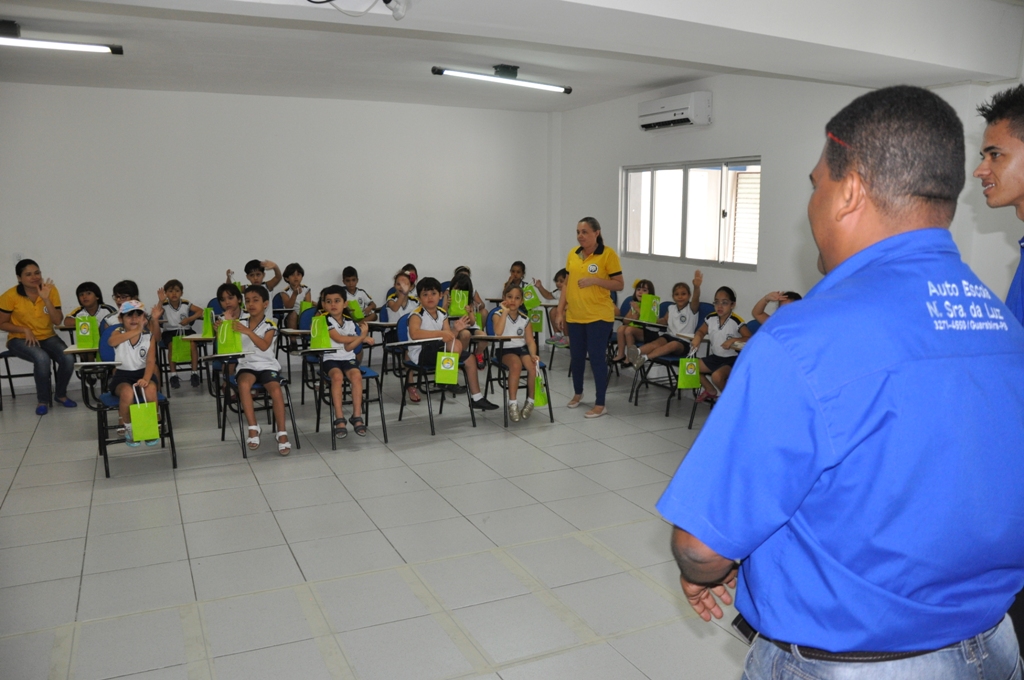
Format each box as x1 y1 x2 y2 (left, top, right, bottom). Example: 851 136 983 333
111 280 140 314
444 271 487 370
227 259 282 292
406 277 497 410
627 271 703 368
386 271 418 321
688 286 751 402
320 285 375 438
107 300 159 447
227 285 291 455
214 283 244 378
156 279 204 388
538 269 569 342
611 279 655 364
401 263 419 287
492 283 541 422
751 290 802 324
342 266 378 321
280 262 311 329
64 281 118 328
505 261 526 289
447 266 486 312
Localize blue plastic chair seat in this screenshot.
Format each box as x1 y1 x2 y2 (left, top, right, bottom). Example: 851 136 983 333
360 366 379 379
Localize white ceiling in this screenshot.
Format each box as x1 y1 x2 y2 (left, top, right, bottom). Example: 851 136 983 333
0 0 1021 112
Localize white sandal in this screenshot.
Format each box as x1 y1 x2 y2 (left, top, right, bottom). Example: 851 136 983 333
275 431 291 456
246 424 261 450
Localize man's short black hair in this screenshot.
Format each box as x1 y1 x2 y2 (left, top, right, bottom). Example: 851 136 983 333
113 280 139 298
825 85 964 222
244 259 264 275
243 285 269 303
342 266 357 279
978 84 1024 142
416 277 442 296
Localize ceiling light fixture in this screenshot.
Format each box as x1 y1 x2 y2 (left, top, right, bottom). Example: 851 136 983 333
0 20 122 55
431 64 572 94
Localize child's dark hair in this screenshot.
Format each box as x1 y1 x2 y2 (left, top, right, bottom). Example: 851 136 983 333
244 259 264 275
76 281 104 303
783 291 803 301
394 271 411 285
216 283 242 303
416 277 442 296
453 265 471 278
342 267 357 279
315 286 331 312
450 272 474 294
322 284 348 300
243 285 269 303
510 261 525 273
672 282 691 296
402 263 418 275
716 286 737 303
502 281 523 297
283 263 304 278
164 279 183 292
554 269 568 282
113 280 139 299
634 279 655 297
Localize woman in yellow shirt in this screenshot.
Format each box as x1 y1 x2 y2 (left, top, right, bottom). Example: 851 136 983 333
555 217 624 418
0 260 77 415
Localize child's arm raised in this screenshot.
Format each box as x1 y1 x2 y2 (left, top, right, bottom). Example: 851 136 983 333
690 270 703 313
225 269 234 285
263 261 282 291
533 278 555 300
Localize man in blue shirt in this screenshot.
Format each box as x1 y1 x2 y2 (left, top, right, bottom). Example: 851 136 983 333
658 86 1024 679
976 85 1024 327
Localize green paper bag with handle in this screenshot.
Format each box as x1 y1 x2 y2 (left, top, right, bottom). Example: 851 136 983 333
216 319 243 355
75 315 99 350
522 284 541 310
533 375 548 407
201 308 215 338
475 311 484 330
639 294 661 324
435 342 459 385
677 356 701 389
129 385 160 442
299 300 314 316
449 289 469 318
170 331 191 364
310 315 331 350
529 307 544 333
347 299 364 321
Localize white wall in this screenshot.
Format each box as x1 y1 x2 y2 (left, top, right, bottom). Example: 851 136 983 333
0 83 552 311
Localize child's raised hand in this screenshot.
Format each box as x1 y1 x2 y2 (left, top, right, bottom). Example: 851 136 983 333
261 260 276 269
358 321 369 335
156 288 165 303
693 270 703 287
226 269 233 279
765 291 785 302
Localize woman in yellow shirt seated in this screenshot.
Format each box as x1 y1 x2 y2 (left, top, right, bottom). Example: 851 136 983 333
0 260 77 415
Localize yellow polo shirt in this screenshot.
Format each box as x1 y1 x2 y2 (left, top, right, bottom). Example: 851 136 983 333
0 285 61 343
564 245 622 324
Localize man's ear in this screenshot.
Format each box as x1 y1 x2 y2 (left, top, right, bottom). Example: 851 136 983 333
836 170 868 223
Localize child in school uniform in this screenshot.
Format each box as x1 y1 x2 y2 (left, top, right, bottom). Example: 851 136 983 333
63 282 118 328
492 283 541 422
611 279 656 364
386 271 418 320
444 271 488 370
280 262 311 329
407 277 498 410
505 261 526 289
107 300 159 447
226 259 282 292
342 266 378 321
226 285 291 455
111 280 140 314
627 271 703 368
321 285 375 438
156 279 204 388
751 290 802 324
536 269 569 343
689 285 751 402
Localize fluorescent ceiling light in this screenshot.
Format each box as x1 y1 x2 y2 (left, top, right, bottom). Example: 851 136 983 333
0 21 122 55
432 65 571 94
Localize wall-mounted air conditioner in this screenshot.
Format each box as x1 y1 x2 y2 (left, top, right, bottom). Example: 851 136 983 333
638 91 712 131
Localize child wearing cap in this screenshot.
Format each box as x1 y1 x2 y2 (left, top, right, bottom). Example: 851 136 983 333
107 300 159 447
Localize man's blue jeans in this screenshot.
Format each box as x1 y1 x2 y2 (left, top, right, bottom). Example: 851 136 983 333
743 614 1021 680
5 335 75 404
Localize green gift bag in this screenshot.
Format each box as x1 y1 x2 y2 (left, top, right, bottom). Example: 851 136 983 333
522 284 541 310
75 316 99 350
639 294 661 323
533 375 548 407
201 308 215 338
217 319 243 355
475 311 484 330
677 357 701 389
347 299 364 321
170 333 191 364
449 289 469 318
435 343 459 385
299 300 314 316
129 386 160 442
529 308 544 332
310 315 332 350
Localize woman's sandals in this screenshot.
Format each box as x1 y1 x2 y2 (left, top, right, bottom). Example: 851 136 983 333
275 431 291 456
246 424 262 450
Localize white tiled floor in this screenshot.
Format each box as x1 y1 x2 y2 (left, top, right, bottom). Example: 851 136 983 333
0 355 747 679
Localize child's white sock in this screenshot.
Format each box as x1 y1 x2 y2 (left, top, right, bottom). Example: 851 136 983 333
471 392 483 401
526 398 534 405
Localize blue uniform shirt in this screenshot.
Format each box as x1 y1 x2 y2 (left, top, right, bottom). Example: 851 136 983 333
657 228 1024 652
1007 235 1024 325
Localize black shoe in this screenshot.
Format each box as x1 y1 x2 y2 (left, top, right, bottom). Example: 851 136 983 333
448 384 467 394
190 373 201 387
170 375 180 389
471 397 499 411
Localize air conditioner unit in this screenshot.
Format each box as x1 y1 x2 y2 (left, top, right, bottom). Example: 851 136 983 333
638 91 712 131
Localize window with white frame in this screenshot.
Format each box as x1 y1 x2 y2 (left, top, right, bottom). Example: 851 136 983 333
621 158 761 266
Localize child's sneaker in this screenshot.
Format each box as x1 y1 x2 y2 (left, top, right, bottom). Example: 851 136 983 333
190 373 201 387
169 375 180 389
521 401 534 420
476 353 486 370
508 401 521 422
145 437 159 447
125 424 140 447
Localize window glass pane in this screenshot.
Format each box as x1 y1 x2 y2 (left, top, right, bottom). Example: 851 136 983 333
625 171 651 254
727 168 760 265
651 169 683 257
685 166 722 261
